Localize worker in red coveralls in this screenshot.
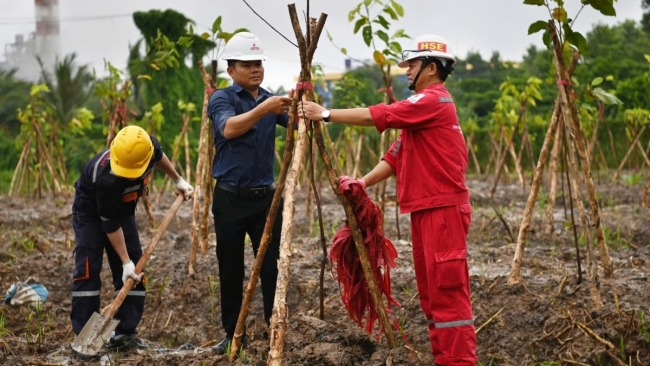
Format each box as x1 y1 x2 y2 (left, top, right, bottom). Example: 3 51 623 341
299 33 477 366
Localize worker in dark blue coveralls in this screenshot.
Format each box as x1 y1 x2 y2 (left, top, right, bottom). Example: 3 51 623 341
207 31 292 355
70 125 194 351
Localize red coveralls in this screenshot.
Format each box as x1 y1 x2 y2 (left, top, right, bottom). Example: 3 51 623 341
369 82 477 366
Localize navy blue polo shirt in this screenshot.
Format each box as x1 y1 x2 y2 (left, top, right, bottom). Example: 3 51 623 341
208 83 288 188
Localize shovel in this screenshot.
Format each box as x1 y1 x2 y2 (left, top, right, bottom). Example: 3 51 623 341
71 194 185 357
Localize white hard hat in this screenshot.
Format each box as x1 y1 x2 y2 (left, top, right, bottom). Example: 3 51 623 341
222 32 267 61
398 34 456 68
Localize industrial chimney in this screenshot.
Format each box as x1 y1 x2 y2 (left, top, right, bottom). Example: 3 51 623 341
35 0 60 71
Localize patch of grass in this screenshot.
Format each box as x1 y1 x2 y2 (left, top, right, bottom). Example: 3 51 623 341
155 275 171 307
638 308 650 347
401 284 412 298
208 275 219 324
477 357 497 366
603 226 626 250
620 173 642 186
0 311 7 338
619 336 626 362
20 238 35 253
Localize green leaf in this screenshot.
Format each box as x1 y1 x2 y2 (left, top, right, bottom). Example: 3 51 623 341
391 0 405 17
390 41 402 54
644 54 650 63
383 7 398 20
364 0 372 6
523 0 545 5
341 47 348 55
591 77 603 86
568 31 588 56
551 7 568 22
392 29 407 39
542 30 551 48
362 26 372 46
212 16 222 34
348 9 357 22
605 75 614 81
376 30 389 43
189 24 194 35
326 29 333 41
588 0 616 16
527 20 548 35
592 87 623 105
200 32 210 40
375 15 390 29
354 18 368 34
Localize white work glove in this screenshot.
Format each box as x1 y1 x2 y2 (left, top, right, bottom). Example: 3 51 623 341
122 260 143 284
174 177 194 201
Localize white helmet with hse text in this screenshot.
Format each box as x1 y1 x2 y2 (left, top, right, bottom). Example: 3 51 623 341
222 32 267 61
398 33 456 68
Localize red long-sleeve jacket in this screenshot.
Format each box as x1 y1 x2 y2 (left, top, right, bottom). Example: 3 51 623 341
369 82 469 213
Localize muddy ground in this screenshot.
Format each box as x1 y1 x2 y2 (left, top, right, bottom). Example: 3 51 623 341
0 175 649 366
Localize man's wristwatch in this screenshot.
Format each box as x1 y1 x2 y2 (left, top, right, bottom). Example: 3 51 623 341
321 109 331 122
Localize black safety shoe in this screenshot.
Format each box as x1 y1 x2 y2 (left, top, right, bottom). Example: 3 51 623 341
212 335 248 355
105 334 149 351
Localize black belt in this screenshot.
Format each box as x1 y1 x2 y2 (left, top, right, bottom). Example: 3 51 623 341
216 182 276 197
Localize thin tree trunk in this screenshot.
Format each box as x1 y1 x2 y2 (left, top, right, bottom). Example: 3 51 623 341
189 61 213 275
184 130 191 182
613 126 646 181
490 107 526 198
550 20 612 283
587 103 604 159
509 141 525 189
467 134 481 176
200 142 213 255
9 140 31 195
508 97 560 285
266 10 337 365
545 113 563 235
351 133 364 178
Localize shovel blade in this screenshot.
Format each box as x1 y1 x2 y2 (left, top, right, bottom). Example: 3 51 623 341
70 312 119 357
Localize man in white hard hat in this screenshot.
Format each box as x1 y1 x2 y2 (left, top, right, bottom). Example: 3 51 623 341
207 31 292 355
299 34 477 366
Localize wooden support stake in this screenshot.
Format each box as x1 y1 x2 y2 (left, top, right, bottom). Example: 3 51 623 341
188 60 213 275
549 20 613 278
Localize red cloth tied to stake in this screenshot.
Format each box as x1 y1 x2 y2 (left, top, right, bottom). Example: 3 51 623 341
330 176 400 336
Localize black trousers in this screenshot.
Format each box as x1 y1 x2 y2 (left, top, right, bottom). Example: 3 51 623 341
212 186 283 338
70 213 145 335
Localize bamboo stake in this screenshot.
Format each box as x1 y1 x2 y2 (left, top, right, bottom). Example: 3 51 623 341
550 20 612 278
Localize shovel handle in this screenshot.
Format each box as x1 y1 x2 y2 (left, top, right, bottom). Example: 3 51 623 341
101 194 185 318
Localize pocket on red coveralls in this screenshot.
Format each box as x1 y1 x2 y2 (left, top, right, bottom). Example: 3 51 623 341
434 248 467 289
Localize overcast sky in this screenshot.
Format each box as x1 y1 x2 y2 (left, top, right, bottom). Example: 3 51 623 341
0 0 644 90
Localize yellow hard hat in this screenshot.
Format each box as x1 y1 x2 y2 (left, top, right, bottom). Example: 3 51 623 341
109 126 154 178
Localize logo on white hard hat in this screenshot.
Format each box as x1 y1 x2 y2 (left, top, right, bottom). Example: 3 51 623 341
251 43 260 51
